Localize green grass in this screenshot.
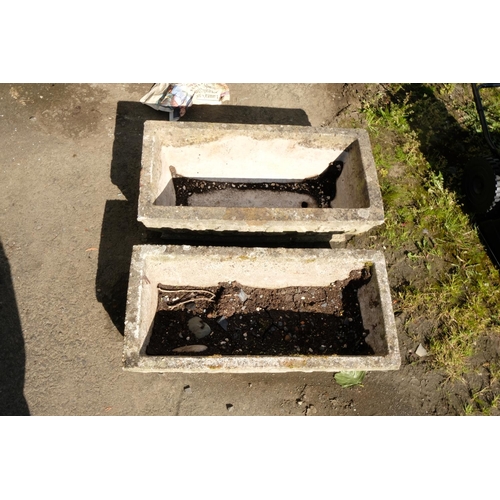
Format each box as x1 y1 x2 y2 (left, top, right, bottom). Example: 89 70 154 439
476 86 500 137
466 381 500 416
359 84 500 383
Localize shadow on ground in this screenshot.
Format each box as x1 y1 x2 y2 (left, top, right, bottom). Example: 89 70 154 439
0 240 30 415
387 84 486 192
387 83 500 268
96 102 312 334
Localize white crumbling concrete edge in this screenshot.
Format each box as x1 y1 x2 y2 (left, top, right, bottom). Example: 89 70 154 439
123 245 400 373
137 122 385 235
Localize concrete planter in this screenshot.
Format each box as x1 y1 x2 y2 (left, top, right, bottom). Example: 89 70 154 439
137 123 384 237
123 245 400 373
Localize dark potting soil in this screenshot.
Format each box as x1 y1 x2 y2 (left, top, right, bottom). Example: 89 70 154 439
169 160 344 208
145 266 375 357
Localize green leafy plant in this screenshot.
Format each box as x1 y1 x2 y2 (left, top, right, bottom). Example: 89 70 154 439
357 83 500 380
334 371 366 388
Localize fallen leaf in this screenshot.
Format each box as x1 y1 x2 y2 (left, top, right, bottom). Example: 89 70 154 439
334 371 366 388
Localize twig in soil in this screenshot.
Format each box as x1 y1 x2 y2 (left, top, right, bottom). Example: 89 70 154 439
157 286 216 298
157 286 216 310
162 297 215 310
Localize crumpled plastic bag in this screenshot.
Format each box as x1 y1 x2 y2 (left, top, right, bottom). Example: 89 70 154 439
140 83 230 121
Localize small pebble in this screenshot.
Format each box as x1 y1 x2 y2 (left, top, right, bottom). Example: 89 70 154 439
188 316 211 339
217 316 229 331
238 290 248 303
226 404 234 412
173 345 207 353
184 385 192 394
306 405 317 416
416 343 428 357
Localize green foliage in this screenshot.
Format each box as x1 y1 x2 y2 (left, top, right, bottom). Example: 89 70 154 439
359 84 500 385
334 371 366 388
479 86 500 138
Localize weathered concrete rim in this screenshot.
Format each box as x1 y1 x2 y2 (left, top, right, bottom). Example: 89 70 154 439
137 122 385 234
123 245 401 373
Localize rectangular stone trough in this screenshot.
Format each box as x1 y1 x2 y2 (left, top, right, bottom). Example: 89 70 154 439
123 245 400 373
137 122 384 237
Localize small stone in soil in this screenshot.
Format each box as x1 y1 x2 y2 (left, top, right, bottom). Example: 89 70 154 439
172 345 207 353
238 290 248 303
306 405 317 415
217 316 229 331
416 343 428 357
188 316 211 339
226 404 234 412
184 385 192 393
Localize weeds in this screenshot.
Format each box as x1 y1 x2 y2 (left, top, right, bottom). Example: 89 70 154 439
359 84 500 383
464 403 475 415
465 388 500 416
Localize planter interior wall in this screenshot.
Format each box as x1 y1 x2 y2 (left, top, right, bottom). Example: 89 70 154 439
123 245 400 373
138 123 384 236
